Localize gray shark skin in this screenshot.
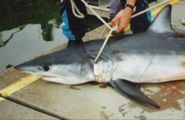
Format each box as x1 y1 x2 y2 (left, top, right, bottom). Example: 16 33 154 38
16 5 185 109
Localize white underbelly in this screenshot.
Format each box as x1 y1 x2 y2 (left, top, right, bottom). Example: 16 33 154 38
112 53 185 83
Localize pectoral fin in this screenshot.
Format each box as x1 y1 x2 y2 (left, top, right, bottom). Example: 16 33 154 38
109 79 160 109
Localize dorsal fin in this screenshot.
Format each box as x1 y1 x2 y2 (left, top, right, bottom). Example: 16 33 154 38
148 5 175 33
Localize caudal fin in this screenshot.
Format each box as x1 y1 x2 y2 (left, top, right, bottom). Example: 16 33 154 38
109 79 160 109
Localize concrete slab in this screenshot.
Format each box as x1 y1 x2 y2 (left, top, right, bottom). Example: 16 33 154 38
0 69 66 119
3 77 185 119
0 99 58 119
0 68 28 89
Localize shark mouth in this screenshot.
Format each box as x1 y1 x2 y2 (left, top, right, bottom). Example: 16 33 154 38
42 75 57 78
42 75 59 82
36 72 61 80
21 70 61 81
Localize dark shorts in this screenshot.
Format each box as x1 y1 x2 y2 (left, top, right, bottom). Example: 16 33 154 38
60 0 88 40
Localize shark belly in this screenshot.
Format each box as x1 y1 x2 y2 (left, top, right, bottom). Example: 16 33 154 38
112 52 185 83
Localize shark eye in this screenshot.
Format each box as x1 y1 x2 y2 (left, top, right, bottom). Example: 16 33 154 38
43 65 50 71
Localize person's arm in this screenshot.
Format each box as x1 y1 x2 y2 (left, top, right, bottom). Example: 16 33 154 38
111 0 136 33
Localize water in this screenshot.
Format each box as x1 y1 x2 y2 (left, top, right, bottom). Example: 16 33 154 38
0 0 67 71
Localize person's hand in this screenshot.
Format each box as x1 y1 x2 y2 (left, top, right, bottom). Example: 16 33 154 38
111 7 133 33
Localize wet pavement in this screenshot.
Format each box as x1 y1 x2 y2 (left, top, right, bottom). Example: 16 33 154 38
0 1 185 119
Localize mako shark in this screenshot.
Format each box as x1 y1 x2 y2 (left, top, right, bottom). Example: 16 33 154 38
16 5 185 109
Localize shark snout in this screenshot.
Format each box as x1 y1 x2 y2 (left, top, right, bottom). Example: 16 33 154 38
15 65 38 73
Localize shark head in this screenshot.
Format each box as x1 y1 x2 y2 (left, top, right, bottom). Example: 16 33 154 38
16 48 95 85
16 58 65 82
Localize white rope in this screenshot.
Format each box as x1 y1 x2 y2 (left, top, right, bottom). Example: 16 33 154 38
80 0 113 30
94 0 170 63
131 0 170 18
99 0 170 38
94 27 115 63
99 27 107 38
79 0 116 63
71 0 170 63
70 0 85 18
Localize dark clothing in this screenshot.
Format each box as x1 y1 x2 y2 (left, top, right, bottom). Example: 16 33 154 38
130 0 153 33
60 0 154 41
60 0 88 41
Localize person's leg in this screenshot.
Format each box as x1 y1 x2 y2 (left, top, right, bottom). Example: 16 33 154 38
60 0 88 47
130 0 153 33
109 0 123 20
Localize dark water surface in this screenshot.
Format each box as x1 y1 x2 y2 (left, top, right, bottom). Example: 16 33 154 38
0 0 67 71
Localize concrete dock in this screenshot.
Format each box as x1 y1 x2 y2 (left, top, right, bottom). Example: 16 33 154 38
0 1 185 119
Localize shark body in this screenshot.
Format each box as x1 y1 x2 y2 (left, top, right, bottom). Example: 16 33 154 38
16 5 185 109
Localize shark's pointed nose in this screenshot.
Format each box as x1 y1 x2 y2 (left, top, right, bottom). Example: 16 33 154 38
14 65 22 70
15 65 35 73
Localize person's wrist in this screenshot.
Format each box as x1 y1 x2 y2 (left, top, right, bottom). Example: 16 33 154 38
124 6 134 15
125 3 135 12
